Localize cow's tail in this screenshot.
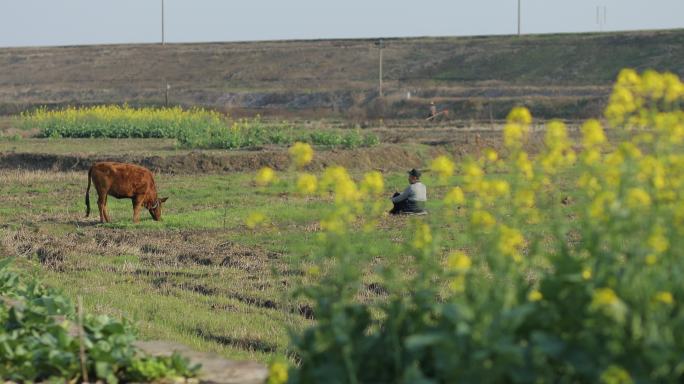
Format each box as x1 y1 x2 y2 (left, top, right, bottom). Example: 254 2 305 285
85 166 92 217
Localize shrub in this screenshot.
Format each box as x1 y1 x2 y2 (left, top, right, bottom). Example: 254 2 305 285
0 258 200 382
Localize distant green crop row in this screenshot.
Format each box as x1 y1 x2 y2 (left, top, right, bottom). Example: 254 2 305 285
177 118 379 149
21 105 379 149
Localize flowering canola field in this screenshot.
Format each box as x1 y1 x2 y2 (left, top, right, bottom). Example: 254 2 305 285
21 105 378 149
259 69 684 383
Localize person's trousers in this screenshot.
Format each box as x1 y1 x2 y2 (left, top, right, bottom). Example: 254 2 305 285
389 192 425 214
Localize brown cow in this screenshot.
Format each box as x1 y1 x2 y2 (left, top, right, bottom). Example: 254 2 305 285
85 162 168 223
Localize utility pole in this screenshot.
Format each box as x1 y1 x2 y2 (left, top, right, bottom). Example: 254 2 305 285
517 0 521 36
375 39 385 98
161 0 165 45
596 5 607 31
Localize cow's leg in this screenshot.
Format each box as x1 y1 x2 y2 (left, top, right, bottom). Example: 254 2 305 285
97 191 107 223
132 195 144 223
98 192 111 223
103 195 112 223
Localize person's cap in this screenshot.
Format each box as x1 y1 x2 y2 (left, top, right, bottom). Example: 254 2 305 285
408 168 421 178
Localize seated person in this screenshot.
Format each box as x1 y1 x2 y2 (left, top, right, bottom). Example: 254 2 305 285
389 168 427 214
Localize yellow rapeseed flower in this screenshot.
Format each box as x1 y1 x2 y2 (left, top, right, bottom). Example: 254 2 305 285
296 173 318 194
320 216 345 234
528 290 543 302
616 68 641 89
506 106 533 125
471 210 496 230
245 212 266 229
335 178 361 203
653 291 674 305
582 148 601 165
589 191 616 221
515 152 534 180
360 171 384 195
626 188 651 209
591 287 619 307
642 69 666 100
305 265 321 277
619 142 642 159
611 86 638 113
605 102 627 127
637 156 667 191
319 166 361 203
267 361 289 384
545 120 570 150
484 148 498 162
446 251 472 272
648 226 669 254
498 225 524 263
663 72 684 103
449 275 466 294
503 123 527 148
514 189 535 208
289 142 314 167
444 187 465 206
491 180 510 196
582 267 592 280
320 205 355 234
430 155 456 182
320 166 348 189
463 162 484 191
412 223 433 250
599 365 633 384
581 119 606 148
255 166 276 186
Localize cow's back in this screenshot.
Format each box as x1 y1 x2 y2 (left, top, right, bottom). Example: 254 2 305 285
91 162 156 199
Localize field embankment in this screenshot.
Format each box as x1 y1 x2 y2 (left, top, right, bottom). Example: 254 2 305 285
1 29 683 119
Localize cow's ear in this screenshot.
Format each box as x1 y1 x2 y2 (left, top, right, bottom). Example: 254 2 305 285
160 197 169 203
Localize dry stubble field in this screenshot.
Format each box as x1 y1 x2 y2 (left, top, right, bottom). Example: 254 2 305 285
0 124 513 363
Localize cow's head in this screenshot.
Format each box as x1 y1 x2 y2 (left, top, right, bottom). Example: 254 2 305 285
147 197 168 221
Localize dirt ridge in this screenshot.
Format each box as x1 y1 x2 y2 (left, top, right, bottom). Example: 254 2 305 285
0 145 436 174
